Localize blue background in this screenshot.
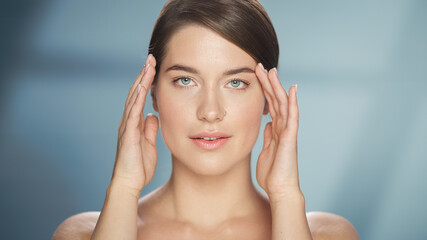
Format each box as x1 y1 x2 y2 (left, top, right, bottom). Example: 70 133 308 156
1 0 426 239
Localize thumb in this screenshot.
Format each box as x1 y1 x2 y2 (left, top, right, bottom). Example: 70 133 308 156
143 113 159 146
262 122 273 150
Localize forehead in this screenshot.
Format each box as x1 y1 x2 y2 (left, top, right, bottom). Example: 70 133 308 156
161 25 256 72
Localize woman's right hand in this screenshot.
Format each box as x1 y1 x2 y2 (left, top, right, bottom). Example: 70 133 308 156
111 54 159 196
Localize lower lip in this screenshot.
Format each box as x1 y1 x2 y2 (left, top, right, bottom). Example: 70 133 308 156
190 137 230 150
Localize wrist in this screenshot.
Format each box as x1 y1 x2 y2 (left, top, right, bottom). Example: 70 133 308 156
108 180 142 200
268 188 305 206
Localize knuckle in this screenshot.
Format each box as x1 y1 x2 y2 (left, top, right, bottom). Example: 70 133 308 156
279 108 287 116
139 85 148 96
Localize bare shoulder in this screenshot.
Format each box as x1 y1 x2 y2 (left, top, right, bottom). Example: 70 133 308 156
306 211 359 240
52 211 100 240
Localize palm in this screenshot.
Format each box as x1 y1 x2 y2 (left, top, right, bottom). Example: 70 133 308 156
114 118 157 190
256 120 298 195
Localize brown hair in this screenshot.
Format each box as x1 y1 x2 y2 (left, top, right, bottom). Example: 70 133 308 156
148 0 279 84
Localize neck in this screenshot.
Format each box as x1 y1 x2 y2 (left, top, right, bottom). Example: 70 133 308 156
161 153 265 227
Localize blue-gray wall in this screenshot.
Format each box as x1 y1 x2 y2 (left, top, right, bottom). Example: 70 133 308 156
1 1 426 239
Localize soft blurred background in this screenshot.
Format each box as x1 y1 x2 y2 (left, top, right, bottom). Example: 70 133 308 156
1 0 426 239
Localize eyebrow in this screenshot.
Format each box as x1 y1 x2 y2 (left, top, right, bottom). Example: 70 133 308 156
165 64 254 76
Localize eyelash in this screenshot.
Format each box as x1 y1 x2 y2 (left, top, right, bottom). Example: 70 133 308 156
172 76 250 90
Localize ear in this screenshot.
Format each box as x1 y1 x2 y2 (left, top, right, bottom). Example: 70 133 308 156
150 84 159 112
263 99 269 115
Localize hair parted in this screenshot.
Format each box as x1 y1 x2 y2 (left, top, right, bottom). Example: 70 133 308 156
148 0 279 83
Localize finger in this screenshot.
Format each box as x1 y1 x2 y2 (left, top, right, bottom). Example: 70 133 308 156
256 63 278 119
140 56 157 91
119 54 154 135
119 84 140 137
262 121 273 150
141 113 159 185
124 83 143 125
267 68 289 133
126 83 147 130
125 67 143 107
286 85 299 138
143 113 159 147
122 63 157 134
126 65 156 130
256 121 274 189
125 54 154 106
268 68 289 119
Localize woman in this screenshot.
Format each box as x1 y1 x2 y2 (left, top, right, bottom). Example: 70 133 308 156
53 0 359 239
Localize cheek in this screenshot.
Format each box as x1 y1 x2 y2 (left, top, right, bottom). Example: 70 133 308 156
157 96 186 137
156 86 198 155
229 89 264 121
227 91 264 143
233 102 262 126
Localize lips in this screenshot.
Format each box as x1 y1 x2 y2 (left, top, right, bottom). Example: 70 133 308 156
189 132 231 150
190 132 231 139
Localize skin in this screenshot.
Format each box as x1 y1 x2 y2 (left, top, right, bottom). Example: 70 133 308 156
52 25 359 240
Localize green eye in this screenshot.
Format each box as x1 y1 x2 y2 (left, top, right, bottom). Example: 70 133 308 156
228 79 249 89
230 80 241 88
180 77 192 85
173 77 196 88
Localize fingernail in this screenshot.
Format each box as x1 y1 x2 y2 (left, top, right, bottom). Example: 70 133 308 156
144 63 150 73
145 54 152 66
258 63 267 73
295 84 298 94
137 84 141 93
273 67 278 76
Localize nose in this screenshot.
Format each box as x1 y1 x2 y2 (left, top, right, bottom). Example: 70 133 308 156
197 89 226 122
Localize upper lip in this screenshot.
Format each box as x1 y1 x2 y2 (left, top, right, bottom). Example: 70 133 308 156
189 132 231 139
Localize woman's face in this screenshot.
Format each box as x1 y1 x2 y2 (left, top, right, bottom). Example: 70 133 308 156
153 25 266 175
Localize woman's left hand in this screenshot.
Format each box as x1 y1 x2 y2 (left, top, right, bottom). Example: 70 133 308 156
255 63 301 202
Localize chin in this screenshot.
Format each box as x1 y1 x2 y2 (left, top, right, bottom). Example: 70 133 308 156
172 153 248 177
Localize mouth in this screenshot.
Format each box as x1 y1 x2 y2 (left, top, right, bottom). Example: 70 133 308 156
189 132 231 150
190 137 230 150
196 137 226 141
